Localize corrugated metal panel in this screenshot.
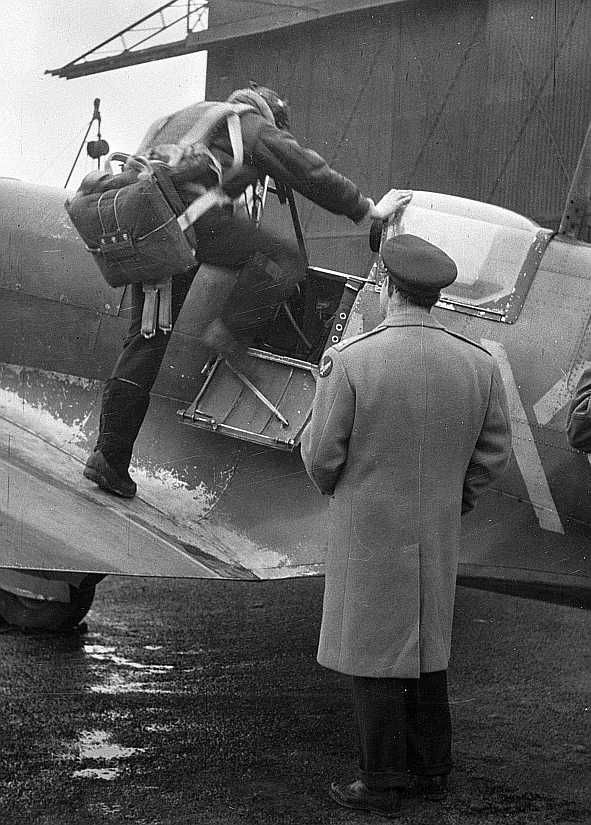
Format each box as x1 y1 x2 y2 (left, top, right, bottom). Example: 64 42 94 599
207 0 591 272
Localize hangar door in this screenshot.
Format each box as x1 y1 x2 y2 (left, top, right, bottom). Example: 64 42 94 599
207 0 591 277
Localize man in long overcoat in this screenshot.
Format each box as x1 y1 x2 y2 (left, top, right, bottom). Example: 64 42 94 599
300 234 512 818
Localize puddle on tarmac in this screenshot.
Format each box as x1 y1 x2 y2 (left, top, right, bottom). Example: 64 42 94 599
89 672 175 695
83 644 174 672
83 643 176 695
73 767 120 781
77 729 143 760
68 729 146 781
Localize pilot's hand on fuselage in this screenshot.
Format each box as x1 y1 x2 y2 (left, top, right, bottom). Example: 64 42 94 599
368 189 413 221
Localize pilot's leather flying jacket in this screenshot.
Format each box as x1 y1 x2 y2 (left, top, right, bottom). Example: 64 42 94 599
566 365 591 451
135 98 372 224
208 109 372 224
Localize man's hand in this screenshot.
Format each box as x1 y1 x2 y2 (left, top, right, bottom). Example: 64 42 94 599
368 189 413 221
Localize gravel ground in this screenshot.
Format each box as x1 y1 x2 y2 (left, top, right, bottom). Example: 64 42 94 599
0 577 589 825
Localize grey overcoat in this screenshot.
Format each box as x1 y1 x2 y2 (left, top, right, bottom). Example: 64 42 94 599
300 307 512 678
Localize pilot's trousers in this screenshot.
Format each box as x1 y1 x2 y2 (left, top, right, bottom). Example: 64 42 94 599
95 206 305 469
351 671 453 790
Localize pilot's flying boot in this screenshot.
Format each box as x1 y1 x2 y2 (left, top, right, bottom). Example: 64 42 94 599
84 450 137 498
84 378 150 498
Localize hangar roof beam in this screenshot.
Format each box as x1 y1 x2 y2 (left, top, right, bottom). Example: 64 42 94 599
46 0 209 79
46 0 407 79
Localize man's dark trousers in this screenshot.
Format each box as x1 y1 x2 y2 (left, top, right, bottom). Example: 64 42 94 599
351 671 453 789
95 206 305 469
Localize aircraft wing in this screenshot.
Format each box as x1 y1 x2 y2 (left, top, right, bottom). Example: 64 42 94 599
0 413 257 581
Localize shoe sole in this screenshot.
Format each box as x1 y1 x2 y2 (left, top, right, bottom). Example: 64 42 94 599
328 787 401 819
83 465 136 498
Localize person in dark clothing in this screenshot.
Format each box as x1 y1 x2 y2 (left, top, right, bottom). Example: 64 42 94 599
566 365 591 451
83 83 412 498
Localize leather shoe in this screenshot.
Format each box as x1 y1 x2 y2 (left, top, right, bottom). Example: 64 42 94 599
416 775 448 801
83 450 137 498
328 780 402 818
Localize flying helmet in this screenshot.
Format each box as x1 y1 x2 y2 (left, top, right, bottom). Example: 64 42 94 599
247 81 291 130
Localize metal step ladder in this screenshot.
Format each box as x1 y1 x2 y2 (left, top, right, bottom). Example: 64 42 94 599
177 348 318 451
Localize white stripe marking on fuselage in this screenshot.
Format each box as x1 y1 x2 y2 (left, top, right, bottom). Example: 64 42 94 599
483 339 564 534
533 360 591 426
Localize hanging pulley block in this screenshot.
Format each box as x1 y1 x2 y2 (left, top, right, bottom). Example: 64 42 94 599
87 139 110 159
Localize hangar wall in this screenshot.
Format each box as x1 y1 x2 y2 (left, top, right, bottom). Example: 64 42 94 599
206 0 591 274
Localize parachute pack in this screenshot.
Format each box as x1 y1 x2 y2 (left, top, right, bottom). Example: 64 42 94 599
65 102 254 336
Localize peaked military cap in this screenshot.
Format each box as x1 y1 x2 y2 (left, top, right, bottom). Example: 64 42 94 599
381 234 457 296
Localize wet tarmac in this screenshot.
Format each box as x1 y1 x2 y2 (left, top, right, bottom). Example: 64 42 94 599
1 576 589 825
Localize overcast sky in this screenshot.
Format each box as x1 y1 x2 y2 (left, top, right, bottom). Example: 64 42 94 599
3 1 208 189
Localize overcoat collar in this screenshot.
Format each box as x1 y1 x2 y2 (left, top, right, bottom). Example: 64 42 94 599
378 305 446 330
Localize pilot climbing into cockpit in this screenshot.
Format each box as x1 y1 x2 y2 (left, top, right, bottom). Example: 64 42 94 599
81 82 412 498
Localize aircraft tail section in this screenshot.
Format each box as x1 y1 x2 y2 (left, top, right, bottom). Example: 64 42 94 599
559 120 591 242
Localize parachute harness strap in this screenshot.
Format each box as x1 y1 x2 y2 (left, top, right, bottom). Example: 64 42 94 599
141 280 173 339
140 106 247 339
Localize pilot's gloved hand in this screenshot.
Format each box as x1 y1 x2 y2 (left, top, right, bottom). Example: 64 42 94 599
368 189 413 221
